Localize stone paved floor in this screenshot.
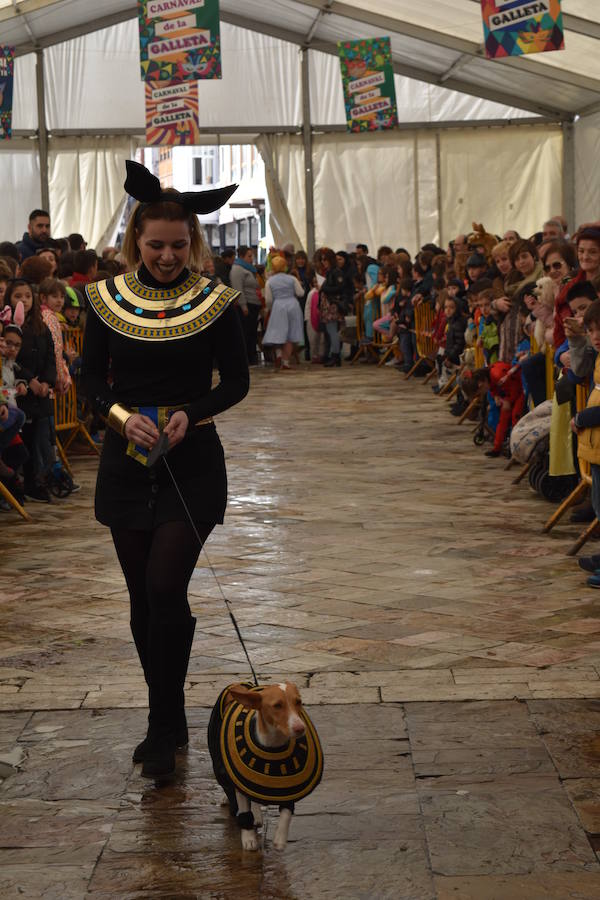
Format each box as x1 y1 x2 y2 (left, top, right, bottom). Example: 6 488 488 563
2 363 600 898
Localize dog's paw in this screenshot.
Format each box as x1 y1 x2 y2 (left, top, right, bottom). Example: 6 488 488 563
241 829 259 851
273 836 287 852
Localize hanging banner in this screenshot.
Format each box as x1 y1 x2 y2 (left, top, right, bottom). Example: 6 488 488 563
138 0 221 82
145 80 201 145
0 46 15 140
481 1 564 59
338 37 398 134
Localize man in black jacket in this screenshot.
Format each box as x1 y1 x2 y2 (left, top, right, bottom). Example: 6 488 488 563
16 209 52 260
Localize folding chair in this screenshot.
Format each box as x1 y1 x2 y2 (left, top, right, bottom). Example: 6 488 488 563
404 303 436 380
351 293 381 364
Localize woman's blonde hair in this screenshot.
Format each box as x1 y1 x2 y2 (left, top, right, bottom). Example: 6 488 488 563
121 192 209 270
271 255 287 273
491 240 511 259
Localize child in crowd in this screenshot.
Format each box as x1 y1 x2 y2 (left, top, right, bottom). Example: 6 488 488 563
305 273 325 364
6 279 56 503
430 291 447 392
477 290 499 364
0 323 29 503
468 363 526 458
392 277 416 373
442 295 467 370
39 277 72 394
373 266 399 339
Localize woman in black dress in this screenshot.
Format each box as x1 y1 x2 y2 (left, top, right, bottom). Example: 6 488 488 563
81 162 249 779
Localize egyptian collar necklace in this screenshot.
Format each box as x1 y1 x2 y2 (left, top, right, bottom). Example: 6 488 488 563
85 270 240 342
217 683 324 805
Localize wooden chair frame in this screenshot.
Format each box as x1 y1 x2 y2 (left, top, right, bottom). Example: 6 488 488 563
0 479 31 521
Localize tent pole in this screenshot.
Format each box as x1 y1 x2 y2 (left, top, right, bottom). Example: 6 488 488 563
435 130 443 247
301 47 316 257
561 121 576 234
35 49 50 211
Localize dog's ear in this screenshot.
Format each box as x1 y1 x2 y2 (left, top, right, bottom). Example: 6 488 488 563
228 684 262 709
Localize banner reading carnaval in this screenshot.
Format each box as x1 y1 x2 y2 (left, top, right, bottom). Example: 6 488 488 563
338 38 398 133
0 46 14 140
145 80 200 145
138 0 221 82
481 0 564 59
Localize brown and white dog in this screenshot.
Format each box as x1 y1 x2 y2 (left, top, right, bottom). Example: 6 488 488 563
208 682 323 851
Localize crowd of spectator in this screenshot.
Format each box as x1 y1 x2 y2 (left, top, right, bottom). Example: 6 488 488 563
4 205 600 588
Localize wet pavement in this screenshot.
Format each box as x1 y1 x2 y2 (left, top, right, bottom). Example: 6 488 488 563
2 363 600 898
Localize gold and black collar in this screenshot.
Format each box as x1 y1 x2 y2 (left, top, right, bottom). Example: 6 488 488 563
85 271 240 341
217 684 324 805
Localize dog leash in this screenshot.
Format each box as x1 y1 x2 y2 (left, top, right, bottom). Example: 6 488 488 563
149 434 259 687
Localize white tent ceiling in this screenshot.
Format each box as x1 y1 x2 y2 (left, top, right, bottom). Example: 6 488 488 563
3 0 600 119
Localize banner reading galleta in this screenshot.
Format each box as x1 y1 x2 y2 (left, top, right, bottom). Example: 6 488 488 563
481 0 564 59
145 81 201 145
138 0 222 82
0 46 15 140
338 37 398 134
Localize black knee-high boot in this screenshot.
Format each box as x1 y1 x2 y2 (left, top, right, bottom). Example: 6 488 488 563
141 617 196 779
132 612 195 763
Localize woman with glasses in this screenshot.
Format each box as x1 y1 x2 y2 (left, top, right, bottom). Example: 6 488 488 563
540 241 576 287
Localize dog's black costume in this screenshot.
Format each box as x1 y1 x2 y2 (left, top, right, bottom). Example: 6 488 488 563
208 683 324 826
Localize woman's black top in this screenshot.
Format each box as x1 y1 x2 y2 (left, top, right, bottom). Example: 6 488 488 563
17 323 56 420
81 265 250 530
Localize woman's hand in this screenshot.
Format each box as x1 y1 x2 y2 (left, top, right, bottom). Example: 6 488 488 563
164 410 189 449
495 297 511 314
124 413 159 449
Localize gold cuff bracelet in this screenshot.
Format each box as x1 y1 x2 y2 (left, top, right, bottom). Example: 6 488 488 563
107 403 134 437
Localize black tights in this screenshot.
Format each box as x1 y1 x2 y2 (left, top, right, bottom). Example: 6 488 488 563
111 520 214 631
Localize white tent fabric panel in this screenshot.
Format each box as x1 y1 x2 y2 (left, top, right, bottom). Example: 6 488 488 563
439 126 563 244
44 20 144 131
415 135 440 248
257 135 305 250
12 53 37 131
48 136 137 248
312 132 418 253
42 21 302 131
574 112 600 227
193 24 302 128
308 50 533 127
0 150 41 243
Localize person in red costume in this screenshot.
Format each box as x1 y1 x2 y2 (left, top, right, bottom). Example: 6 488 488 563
468 364 526 458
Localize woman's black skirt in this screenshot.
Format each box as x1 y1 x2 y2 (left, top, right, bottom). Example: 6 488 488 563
94 423 227 530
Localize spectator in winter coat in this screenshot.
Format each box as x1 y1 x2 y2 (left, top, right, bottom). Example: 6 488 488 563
443 296 467 367
231 245 261 365
16 209 52 261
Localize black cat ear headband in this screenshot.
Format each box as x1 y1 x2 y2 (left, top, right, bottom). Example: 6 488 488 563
124 160 238 215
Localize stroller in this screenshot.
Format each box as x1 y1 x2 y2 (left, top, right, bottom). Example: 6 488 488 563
510 401 577 502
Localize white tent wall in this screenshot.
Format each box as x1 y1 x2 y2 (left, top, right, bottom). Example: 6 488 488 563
439 126 563 244
574 112 600 228
48 136 138 249
44 20 144 130
0 150 41 245
265 125 563 255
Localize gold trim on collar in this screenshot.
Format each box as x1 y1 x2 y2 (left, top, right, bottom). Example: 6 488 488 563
85 271 240 342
